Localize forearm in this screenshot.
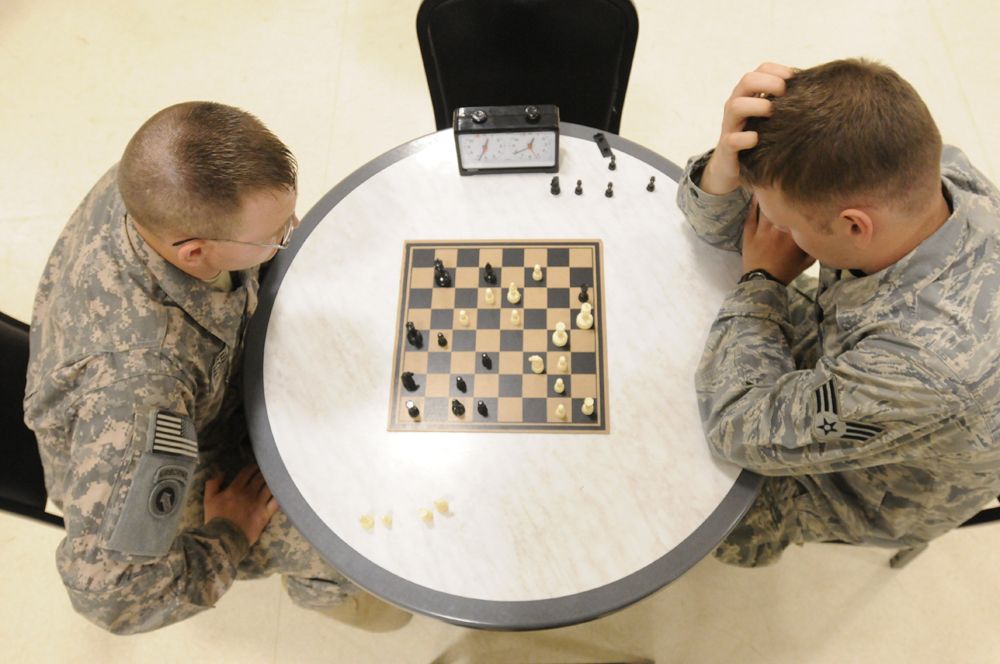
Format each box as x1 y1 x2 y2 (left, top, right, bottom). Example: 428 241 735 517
675 150 752 252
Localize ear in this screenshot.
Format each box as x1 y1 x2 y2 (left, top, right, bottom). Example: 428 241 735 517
838 208 875 248
175 240 209 268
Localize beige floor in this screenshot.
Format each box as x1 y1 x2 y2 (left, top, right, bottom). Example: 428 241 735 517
2 1 999 662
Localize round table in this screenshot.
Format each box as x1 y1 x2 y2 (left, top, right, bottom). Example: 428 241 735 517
244 123 762 630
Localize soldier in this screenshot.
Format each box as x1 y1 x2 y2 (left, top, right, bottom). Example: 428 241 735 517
24 102 410 633
676 60 1000 566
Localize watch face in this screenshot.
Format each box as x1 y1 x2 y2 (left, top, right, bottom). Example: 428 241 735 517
457 131 556 169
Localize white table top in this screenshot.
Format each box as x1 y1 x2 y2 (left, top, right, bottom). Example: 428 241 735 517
244 124 761 629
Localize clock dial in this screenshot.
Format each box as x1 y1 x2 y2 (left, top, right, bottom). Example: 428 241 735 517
458 131 556 170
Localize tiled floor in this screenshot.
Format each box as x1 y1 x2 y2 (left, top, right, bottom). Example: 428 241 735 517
2 1 999 662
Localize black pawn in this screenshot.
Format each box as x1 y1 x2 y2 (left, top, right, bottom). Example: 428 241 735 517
550 176 561 195
401 371 418 391
608 155 617 171
578 283 590 303
605 182 614 198
646 176 656 192
406 321 423 348
437 332 447 347
405 400 420 418
483 262 497 284
575 179 583 195
451 399 466 416
456 376 467 393
481 353 493 370
477 400 488 417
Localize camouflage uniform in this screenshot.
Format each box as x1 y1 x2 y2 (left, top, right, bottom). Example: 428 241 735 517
676 146 1000 566
24 166 355 634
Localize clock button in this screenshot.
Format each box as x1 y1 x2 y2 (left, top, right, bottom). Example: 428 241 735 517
471 109 488 124
525 105 540 122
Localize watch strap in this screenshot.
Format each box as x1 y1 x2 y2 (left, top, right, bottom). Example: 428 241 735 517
738 268 780 284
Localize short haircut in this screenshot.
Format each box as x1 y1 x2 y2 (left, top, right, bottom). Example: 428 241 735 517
118 102 297 237
739 59 942 219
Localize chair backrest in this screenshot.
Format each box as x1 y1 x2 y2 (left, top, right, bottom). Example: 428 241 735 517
0 311 64 527
417 0 639 133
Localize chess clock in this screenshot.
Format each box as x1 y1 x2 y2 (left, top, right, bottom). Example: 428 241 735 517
453 104 559 175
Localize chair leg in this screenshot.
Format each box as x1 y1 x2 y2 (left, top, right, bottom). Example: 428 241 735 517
889 543 928 569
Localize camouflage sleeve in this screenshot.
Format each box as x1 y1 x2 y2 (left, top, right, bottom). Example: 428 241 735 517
675 149 753 252
56 375 250 634
696 279 972 475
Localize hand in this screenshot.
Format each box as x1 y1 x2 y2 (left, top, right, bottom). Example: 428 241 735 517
700 62 795 195
204 464 278 546
741 199 815 285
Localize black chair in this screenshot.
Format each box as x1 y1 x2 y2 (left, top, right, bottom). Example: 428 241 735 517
0 310 64 527
416 0 639 133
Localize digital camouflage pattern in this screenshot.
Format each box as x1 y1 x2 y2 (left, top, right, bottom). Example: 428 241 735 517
677 146 1000 566
24 166 354 633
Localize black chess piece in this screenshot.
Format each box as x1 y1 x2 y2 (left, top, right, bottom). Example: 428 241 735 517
608 155 617 171
575 179 583 195
401 371 418 391
481 353 493 370
550 176 561 195
483 262 497 284
405 321 423 348
451 399 466 416
605 182 614 198
477 400 488 417
437 332 447 347
647 176 656 192
578 283 590 303
433 258 452 287
405 400 420 418
456 376 467 393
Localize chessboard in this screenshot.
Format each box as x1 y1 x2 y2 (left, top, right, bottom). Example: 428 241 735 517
388 240 609 433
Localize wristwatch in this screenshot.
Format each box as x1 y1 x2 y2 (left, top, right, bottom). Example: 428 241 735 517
738 268 780 284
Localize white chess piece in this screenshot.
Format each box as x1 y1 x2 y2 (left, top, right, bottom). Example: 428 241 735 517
557 355 568 372
575 302 594 330
552 321 568 347
484 287 495 304
581 397 595 416
458 309 470 327
528 355 545 374
532 264 543 281
506 282 521 304
510 309 521 326
553 378 565 394
555 404 567 420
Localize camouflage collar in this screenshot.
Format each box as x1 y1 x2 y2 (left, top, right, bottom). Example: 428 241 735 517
120 213 256 349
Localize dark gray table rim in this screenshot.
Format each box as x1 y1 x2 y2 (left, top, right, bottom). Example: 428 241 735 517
244 122 763 630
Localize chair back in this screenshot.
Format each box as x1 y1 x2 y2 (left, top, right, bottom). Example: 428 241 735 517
417 0 639 133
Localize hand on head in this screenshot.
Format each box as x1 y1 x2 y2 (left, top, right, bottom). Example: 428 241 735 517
741 198 815 285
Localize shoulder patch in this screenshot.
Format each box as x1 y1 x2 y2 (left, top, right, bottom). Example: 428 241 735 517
811 379 885 444
149 410 198 459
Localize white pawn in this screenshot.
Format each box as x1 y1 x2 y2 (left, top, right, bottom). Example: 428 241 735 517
552 321 568 347
510 309 521 326
507 282 521 304
557 355 568 372
532 264 543 281
484 287 495 304
553 378 565 394
581 397 595 416
555 404 567 420
528 355 545 374
458 309 470 327
576 302 594 330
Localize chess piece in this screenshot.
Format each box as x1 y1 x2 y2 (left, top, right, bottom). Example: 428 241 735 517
381 514 393 528
557 355 568 372
576 302 594 330
647 176 656 192
458 309 470 327
578 283 590 303
406 321 423 348
550 176 560 195
483 263 497 284
506 282 521 304
581 397 595 416
477 400 488 417
437 332 447 347
575 179 583 195
433 259 452 287
434 499 450 514
510 309 521 326
608 155 617 171
419 508 434 523
528 355 545 374
484 287 495 304
555 404 567 419
401 372 418 391
552 321 568 347
451 399 466 416
605 182 614 198
405 400 420 418
553 378 565 394
360 514 375 530
456 376 467 392
532 264 543 281
481 353 493 370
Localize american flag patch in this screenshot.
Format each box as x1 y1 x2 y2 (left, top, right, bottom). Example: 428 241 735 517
150 411 198 459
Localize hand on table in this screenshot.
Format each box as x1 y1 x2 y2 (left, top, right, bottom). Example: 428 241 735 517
204 463 278 546
741 199 815 285
700 62 795 195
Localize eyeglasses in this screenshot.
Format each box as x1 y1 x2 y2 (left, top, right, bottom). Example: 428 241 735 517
171 216 296 250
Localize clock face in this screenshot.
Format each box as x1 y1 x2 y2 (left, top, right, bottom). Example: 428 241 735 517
457 131 557 169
